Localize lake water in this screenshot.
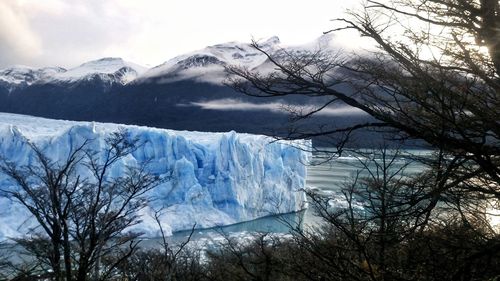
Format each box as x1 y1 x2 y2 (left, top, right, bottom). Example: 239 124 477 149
164 149 432 243
0 149 433 252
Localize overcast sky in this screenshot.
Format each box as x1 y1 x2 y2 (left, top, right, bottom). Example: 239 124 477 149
0 0 361 69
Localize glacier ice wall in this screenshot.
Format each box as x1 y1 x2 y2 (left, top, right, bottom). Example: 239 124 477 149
0 113 309 239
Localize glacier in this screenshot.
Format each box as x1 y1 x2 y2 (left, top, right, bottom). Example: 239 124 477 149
0 113 310 240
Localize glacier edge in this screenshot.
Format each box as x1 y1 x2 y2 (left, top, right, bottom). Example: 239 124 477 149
0 113 310 240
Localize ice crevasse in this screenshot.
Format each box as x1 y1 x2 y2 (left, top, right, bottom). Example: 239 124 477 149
0 113 310 240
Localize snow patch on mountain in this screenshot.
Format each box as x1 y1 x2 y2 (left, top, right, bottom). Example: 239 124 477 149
52 57 147 84
0 66 66 89
137 35 343 85
0 58 147 88
137 36 282 84
0 113 310 240
0 35 343 88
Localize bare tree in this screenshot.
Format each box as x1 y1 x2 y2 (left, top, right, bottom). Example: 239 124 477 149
205 231 291 281
227 0 499 188
0 130 161 281
227 0 499 250
0 242 11 280
274 147 499 281
108 211 200 281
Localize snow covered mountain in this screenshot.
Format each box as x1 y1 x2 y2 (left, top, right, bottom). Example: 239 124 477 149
52 57 147 85
0 113 310 240
0 35 337 89
0 35 372 144
0 66 66 91
137 36 281 84
0 57 147 92
137 34 338 84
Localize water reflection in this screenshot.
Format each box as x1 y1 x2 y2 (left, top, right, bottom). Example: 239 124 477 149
162 149 433 243
142 210 306 248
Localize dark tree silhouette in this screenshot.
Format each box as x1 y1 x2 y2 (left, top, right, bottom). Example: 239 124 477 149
226 0 500 279
227 0 499 233
0 130 161 281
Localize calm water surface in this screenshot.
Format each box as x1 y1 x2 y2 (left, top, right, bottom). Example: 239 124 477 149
166 149 433 241
1 149 433 263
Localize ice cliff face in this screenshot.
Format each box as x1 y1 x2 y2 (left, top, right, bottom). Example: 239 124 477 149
0 113 310 240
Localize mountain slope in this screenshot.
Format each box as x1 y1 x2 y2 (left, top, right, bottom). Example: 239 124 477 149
52 57 147 85
137 36 281 84
0 57 147 90
0 36 378 146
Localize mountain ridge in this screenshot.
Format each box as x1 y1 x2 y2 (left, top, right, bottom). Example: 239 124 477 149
0 34 383 147
0 35 339 88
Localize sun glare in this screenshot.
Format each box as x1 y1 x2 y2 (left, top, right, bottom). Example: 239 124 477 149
488 204 500 233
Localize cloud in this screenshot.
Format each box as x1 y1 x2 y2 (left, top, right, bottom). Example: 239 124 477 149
0 0 361 69
186 99 285 112
0 0 139 68
0 1 42 67
181 99 366 116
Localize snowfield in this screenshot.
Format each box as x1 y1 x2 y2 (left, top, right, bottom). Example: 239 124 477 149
0 113 310 240
0 34 340 88
0 57 146 88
